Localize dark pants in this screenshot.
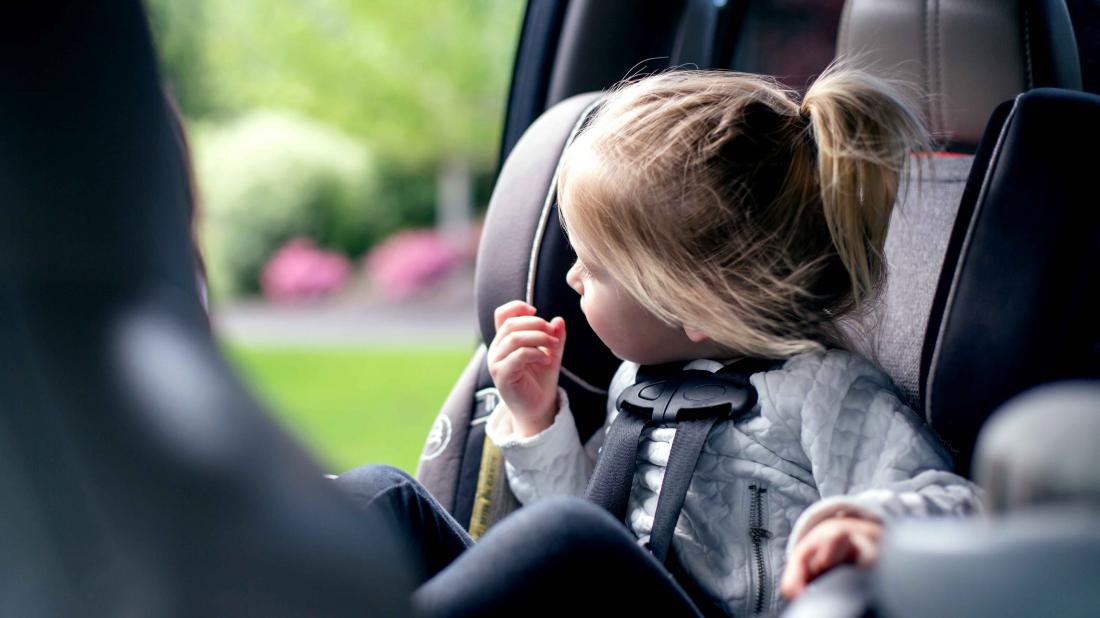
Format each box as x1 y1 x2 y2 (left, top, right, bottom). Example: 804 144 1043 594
335 465 703 617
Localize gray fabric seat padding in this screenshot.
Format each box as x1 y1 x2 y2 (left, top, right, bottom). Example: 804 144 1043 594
842 155 974 408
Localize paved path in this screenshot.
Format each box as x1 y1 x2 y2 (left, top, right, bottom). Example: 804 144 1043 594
212 270 479 347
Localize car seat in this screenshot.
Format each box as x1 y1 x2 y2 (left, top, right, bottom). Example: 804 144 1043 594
416 0 1084 534
0 2 415 615
866 81 1100 618
788 81 1100 618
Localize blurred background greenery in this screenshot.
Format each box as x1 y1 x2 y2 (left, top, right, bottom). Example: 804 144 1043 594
147 0 524 472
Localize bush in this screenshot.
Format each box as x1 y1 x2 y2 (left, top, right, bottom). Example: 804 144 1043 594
196 110 385 297
261 237 352 302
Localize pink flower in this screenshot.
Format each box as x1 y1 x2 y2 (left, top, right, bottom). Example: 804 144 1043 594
366 229 464 300
261 237 351 302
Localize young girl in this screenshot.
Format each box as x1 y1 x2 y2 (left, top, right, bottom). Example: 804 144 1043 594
339 66 979 617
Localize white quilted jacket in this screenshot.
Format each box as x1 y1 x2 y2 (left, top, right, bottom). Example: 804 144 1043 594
486 349 980 617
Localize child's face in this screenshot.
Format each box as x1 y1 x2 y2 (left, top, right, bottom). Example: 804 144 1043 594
564 226 713 365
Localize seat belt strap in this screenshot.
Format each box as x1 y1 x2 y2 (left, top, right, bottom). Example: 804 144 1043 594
585 409 648 520
647 415 722 563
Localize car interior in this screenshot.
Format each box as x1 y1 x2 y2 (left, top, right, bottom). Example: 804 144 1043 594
2 0 1097 616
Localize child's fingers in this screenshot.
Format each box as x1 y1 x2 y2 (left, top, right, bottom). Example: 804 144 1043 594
494 300 535 331
496 315 554 339
549 317 567 358
850 533 880 568
808 533 852 575
780 545 814 599
487 331 561 365
494 346 553 381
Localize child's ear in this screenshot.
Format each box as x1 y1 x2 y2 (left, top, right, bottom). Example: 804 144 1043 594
683 325 711 344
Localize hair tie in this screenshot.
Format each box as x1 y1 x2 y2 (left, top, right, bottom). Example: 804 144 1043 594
799 107 812 125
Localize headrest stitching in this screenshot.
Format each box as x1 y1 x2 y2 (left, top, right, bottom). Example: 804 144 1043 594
522 96 609 397
922 0 935 136
524 98 602 305
933 0 945 137
1023 6 1035 90
561 366 610 395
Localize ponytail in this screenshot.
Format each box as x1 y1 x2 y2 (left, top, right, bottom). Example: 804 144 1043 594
801 64 931 305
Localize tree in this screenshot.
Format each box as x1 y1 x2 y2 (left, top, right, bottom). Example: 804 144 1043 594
148 0 524 169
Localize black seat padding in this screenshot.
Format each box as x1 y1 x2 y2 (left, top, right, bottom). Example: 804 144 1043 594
920 87 1100 475
0 2 414 615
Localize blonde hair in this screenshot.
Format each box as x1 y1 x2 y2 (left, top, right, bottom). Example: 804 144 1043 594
557 63 931 358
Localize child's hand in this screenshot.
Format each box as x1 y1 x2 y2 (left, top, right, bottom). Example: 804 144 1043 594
488 301 566 438
779 516 884 599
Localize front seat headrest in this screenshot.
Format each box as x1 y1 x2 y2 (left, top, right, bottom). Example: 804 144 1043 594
920 87 1100 475
838 0 1082 151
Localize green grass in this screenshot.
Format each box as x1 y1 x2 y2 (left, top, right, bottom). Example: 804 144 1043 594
223 343 473 474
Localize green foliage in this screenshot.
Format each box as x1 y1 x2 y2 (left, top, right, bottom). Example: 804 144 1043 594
197 111 380 296
371 161 438 234
147 0 525 167
146 0 525 295
145 0 220 117
224 343 474 473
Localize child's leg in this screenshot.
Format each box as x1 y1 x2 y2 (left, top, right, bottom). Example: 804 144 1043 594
334 464 473 584
414 497 703 617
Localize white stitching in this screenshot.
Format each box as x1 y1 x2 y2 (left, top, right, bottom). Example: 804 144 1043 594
524 96 609 397
923 0 934 134
933 0 944 137
1023 6 1034 89
561 365 610 395
525 97 603 304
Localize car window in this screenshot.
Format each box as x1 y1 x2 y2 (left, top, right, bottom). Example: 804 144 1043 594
727 0 846 88
146 0 525 474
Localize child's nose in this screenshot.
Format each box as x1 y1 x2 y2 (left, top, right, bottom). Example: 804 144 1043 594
565 262 584 295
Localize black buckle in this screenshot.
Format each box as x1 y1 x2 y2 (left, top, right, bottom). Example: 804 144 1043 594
616 369 757 424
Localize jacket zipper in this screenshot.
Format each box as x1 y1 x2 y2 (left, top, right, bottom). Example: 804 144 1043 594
749 484 771 616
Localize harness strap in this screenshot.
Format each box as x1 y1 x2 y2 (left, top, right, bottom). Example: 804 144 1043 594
585 408 648 520
648 415 723 563
585 359 773 565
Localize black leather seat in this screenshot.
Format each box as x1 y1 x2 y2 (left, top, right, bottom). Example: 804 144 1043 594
0 2 413 614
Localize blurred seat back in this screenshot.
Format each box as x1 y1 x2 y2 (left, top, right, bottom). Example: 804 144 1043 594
0 2 412 615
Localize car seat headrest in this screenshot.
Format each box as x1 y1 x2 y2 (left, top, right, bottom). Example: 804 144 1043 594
920 88 1100 475
837 0 1082 151
477 92 621 402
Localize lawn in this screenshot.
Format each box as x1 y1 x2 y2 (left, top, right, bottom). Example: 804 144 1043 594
223 343 474 474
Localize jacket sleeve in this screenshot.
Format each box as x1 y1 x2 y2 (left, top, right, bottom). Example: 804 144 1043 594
484 363 634 505
485 387 594 504
786 352 983 554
